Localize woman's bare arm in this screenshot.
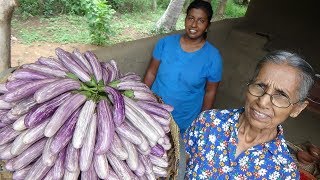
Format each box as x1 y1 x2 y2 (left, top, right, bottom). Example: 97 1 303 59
143 57 160 87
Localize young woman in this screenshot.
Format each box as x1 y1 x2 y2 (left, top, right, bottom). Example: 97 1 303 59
144 0 223 134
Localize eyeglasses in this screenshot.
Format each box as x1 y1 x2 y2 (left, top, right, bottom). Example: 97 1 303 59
247 83 300 108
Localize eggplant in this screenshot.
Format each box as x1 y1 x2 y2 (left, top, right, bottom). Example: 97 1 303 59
93 154 109 179
22 63 67 78
55 47 91 83
12 138 47 170
105 86 125 127
4 78 57 102
25 92 72 128
52 147 66 179
72 100 96 149
8 68 53 81
65 142 80 172
34 78 81 103
79 113 97 171
0 125 21 145
50 107 81 154
94 100 115 154
72 49 93 74
24 156 51 180
84 51 102 82
44 93 86 137
5 79 32 91
37 56 68 71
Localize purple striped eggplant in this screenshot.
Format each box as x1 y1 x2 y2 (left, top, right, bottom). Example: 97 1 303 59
119 72 141 82
5 156 15 171
22 63 67 78
10 130 31 156
8 68 54 81
150 144 165 157
109 80 147 90
0 143 16 160
109 60 120 79
10 96 37 116
150 114 170 126
119 135 139 171
44 93 86 137
106 153 134 180
108 168 120 180
24 156 51 180
93 154 109 179
12 137 46 170
12 115 27 131
139 155 153 174
25 92 72 128
95 100 115 154
0 121 7 128
65 142 80 172
42 137 58 167
105 86 125 126
5 79 33 91
101 62 117 82
50 107 81 154
72 100 96 149
0 96 14 109
12 165 32 180
136 100 170 119
84 51 102 82
0 125 21 145
81 161 98 180
52 147 66 179
116 121 142 145
72 49 93 74
0 83 8 94
34 78 81 103
138 101 172 112
80 113 97 171
55 47 92 83
3 78 57 102
64 168 80 180
109 133 128 160
37 56 68 71
123 89 158 102
134 159 146 177
23 119 49 144
102 67 111 85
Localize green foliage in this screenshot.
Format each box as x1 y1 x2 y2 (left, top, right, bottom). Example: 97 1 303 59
81 0 115 45
224 0 247 18
108 0 153 13
15 0 84 18
211 0 247 18
12 15 91 44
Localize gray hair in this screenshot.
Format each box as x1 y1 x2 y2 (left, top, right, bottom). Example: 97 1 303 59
251 50 315 101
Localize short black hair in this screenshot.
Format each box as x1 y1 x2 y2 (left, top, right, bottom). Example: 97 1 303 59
187 0 213 23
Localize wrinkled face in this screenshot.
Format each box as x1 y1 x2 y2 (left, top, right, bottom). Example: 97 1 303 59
243 62 308 130
185 8 209 40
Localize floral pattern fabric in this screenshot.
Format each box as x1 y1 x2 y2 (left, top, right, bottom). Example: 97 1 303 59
183 108 299 180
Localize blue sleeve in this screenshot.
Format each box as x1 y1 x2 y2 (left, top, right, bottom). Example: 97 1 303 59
207 50 223 82
152 37 166 61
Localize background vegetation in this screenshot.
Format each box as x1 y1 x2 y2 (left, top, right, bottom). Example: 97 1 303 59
12 0 248 45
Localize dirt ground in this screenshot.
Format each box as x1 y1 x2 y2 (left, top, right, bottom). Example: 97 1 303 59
10 38 101 67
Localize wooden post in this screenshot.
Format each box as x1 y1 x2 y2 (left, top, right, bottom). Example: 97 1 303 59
0 0 18 72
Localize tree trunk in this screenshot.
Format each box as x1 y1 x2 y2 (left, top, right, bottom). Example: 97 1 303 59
155 0 186 32
213 0 228 21
0 0 18 72
152 0 157 11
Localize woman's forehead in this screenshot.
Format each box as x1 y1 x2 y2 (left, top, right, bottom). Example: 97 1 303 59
255 63 301 95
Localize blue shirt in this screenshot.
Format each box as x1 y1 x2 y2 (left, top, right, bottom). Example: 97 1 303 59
151 34 223 133
183 108 299 180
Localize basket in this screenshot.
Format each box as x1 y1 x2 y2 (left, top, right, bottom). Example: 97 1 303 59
156 96 181 180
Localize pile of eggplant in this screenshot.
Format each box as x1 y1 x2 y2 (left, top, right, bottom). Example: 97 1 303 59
0 47 173 180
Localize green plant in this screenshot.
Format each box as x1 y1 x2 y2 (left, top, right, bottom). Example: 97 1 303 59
108 0 152 13
81 0 115 45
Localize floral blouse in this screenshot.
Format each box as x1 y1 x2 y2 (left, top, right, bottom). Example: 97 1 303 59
183 108 299 180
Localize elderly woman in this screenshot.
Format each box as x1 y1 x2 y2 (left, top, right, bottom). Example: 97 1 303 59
183 50 315 179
